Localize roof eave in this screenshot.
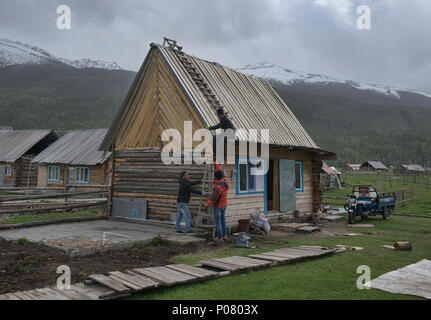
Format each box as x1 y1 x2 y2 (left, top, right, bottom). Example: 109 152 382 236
270 144 337 160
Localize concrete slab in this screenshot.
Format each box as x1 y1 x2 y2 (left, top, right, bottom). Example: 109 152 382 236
0 220 205 256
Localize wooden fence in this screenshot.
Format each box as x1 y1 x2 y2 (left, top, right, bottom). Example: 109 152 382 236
0 188 108 217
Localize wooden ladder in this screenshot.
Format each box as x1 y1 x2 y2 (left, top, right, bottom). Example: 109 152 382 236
195 163 216 235
163 37 225 113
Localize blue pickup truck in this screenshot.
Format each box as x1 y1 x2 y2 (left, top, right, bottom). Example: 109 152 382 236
345 185 396 224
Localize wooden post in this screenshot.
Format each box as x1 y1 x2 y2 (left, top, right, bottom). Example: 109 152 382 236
312 160 323 213
108 144 115 217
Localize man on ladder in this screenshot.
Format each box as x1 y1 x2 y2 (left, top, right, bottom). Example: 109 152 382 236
206 107 236 165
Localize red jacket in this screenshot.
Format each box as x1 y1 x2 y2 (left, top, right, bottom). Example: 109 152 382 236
206 164 229 209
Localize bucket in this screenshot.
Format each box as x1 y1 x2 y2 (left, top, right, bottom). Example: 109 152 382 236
238 219 249 233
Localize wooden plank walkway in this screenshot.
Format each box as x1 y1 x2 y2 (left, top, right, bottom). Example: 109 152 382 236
0 246 337 300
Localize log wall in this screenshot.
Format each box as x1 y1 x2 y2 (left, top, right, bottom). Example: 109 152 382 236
111 148 322 224
0 157 38 187
112 148 266 222
112 148 208 221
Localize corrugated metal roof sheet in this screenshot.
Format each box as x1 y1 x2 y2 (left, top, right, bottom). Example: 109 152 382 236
0 129 54 163
157 45 318 148
32 129 111 165
362 161 388 170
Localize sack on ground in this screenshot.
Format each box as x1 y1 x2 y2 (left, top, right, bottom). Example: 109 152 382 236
236 233 251 248
251 212 271 233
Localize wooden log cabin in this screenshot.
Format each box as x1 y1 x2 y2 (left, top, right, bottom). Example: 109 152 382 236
32 129 111 189
0 129 58 187
100 40 335 225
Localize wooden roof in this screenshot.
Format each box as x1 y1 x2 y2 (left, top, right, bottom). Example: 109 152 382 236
101 43 322 152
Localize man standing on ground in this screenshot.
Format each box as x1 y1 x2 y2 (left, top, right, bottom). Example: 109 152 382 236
205 164 229 242
176 171 204 235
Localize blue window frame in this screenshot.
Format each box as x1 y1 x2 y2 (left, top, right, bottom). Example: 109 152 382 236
75 167 90 184
47 165 60 182
236 156 265 195
295 160 304 192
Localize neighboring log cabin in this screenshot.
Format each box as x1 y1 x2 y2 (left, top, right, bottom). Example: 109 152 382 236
101 41 335 224
0 129 58 187
32 129 111 189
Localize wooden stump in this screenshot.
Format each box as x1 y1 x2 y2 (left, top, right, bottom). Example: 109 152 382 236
394 242 412 251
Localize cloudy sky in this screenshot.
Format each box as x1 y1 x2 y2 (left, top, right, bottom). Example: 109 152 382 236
1 0 430 92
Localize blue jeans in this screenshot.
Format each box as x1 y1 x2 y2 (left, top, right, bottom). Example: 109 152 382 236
176 202 192 232
213 206 227 239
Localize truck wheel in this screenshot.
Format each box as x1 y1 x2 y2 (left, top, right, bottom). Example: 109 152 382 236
382 207 391 220
348 213 356 224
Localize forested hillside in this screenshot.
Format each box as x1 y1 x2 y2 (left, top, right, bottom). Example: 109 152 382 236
1 64 430 166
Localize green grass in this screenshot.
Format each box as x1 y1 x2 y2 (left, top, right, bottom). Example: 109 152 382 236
0 208 102 225
130 173 431 300
0 191 21 196
130 215 431 300
324 173 431 216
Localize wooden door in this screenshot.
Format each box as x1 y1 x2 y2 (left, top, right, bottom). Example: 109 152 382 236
267 159 279 212
279 159 296 211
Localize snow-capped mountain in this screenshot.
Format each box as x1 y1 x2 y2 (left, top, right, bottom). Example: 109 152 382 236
238 60 431 101
57 57 122 70
0 38 122 70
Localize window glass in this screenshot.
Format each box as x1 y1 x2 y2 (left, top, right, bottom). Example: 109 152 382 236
239 163 247 191
76 167 89 183
248 163 256 190
295 161 303 191
48 166 60 181
238 157 265 194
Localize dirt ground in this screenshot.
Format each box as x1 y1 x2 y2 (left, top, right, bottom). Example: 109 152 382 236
0 221 350 294
0 237 215 295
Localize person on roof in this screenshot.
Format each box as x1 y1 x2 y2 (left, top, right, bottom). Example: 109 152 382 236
206 108 236 162
176 171 205 235
205 163 229 242
206 108 236 131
